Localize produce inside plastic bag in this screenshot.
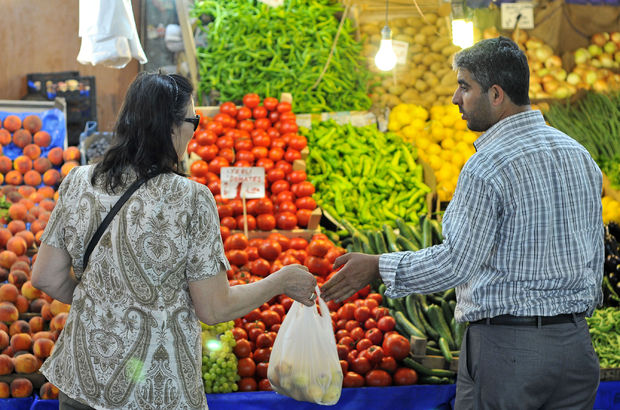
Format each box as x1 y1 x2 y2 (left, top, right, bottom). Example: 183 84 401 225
268 287 343 405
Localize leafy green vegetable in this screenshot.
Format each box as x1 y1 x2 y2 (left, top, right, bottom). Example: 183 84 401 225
191 0 372 113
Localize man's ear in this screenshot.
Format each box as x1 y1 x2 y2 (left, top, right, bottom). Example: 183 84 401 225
489 84 505 106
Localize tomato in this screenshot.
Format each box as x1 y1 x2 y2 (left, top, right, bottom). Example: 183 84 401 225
337 303 356 321
356 338 372 352
291 181 315 197
342 320 357 333
220 226 231 242
226 233 247 250
343 371 365 388
351 356 372 375
246 246 259 261
236 215 256 231
238 377 257 392
337 344 349 359
196 144 218 162
253 198 273 215
373 307 390 321
353 306 371 323
243 93 260 108
368 346 385 365
383 334 410 361
364 327 383 346
279 111 296 122
205 120 224 135
235 137 253 152
335 329 350 342
349 327 365 341
236 106 252 121
307 239 330 258
283 149 302 163
194 130 216 146
269 180 289 195
274 191 295 205
213 113 236 128
264 169 284 185
219 147 235 163
227 249 248 266
274 160 293 175
275 201 296 214
233 338 252 358
249 362 267 380
208 156 229 174
253 347 271 363
288 237 308 250
257 378 272 391
276 101 292 113
237 357 256 377
255 158 274 171
365 369 392 387
279 121 298 135
254 117 271 130
295 197 316 211
362 298 378 313
260 310 281 328
189 160 209 178
258 240 282 261
234 150 253 164
263 97 278 111
275 212 297 230
237 119 254 132
257 214 276 231
232 327 248 341
252 106 268 119
187 139 199 155
256 332 274 349
268 147 284 162
364 318 378 330
376 356 397 374
305 255 330 276
220 101 238 118
249 258 270 277
267 129 281 141
339 360 349 375
252 132 271 147
392 367 418 385
267 232 290 251
377 316 396 333
251 146 269 159
367 293 383 306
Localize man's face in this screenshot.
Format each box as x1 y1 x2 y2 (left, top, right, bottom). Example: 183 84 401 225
452 69 494 132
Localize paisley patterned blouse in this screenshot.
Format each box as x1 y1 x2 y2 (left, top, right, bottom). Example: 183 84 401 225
40 165 229 409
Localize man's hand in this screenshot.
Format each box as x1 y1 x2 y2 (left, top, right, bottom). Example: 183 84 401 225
320 253 380 302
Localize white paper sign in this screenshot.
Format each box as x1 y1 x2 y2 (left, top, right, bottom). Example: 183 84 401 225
392 40 409 65
259 0 284 7
220 167 266 199
501 3 534 30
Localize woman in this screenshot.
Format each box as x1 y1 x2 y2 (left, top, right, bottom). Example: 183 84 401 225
32 72 317 409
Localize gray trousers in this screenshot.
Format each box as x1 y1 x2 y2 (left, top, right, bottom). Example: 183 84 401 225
454 316 599 410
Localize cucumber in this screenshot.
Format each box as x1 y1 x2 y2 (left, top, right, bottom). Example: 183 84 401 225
391 297 406 313
393 310 426 338
405 295 427 338
425 345 442 355
430 219 444 244
418 376 454 385
362 241 373 254
421 216 432 248
441 299 453 325
352 234 363 253
323 229 340 243
341 218 362 237
438 337 453 362
383 224 400 253
416 298 440 341
396 234 420 251
426 305 456 350
448 300 456 314
408 224 424 247
378 283 387 299
403 357 456 378
395 218 416 242
426 340 437 347
373 231 388 254
427 293 445 306
455 322 467 348
442 288 456 301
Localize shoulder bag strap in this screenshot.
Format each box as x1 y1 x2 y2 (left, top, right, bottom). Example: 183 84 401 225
82 175 151 270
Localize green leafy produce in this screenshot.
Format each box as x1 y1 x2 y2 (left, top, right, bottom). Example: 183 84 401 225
191 0 371 113
587 308 620 368
544 91 620 187
303 121 430 229
201 321 240 393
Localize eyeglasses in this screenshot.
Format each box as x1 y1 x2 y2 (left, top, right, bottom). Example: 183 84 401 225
184 115 200 131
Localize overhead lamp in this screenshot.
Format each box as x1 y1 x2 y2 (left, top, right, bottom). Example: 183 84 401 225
374 0 397 71
451 0 474 49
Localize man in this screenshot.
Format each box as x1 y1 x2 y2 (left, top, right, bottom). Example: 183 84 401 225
321 36 603 409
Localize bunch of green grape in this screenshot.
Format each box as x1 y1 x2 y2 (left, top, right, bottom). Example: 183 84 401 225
201 321 240 393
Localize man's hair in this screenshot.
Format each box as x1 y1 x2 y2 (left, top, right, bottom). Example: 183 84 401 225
92 72 193 192
453 36 530 105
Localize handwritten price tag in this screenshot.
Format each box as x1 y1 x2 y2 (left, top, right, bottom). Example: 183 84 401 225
392 40 409 65
220 167 265 199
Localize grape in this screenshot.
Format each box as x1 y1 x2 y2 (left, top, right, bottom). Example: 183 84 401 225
201 321 240 393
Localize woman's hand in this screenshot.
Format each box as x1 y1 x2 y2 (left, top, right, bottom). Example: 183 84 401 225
274 264 317 307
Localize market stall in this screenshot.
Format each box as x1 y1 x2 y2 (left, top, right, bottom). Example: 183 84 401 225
0 0 618 408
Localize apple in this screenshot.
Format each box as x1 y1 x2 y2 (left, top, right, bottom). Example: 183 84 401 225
574 48 590 64
588 44 602 57
604 41 617 55
566 72 581 85
591 32 609 47
610 31 620 44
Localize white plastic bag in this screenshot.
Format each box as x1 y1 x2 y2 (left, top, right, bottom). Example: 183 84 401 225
77 0 147 68
268 287 343 405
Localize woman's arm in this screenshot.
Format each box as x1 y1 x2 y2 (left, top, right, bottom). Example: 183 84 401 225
31 243 77 304
189 264 316 325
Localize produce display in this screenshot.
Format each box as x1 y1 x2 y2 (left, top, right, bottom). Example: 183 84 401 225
587 307 620 368
201 321 240 393
388 104 478 202
303 120 430 229
570 31 620 93
604 223 620 308
191 0 371 113
187 95 318 232
360 9 460 109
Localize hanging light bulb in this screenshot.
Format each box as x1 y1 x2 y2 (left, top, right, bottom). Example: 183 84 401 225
451 19 474 49
375 26 397 71
374 0 396 71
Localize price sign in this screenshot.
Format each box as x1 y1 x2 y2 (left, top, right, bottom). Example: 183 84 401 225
392 40 409 65
501 3 534 30
259 0 284 7
220 167 265 199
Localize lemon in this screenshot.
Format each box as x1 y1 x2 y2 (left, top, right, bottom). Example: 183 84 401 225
402 125 418 140
463 131 478 144
454 119 468 131
430 105 445 119
440 115 457 128
388 120 401 132
451 151 465 168
440 150 453 162
428 143 442 155
415 136 432 151
410 118 426 131
455 141 469 153
428 154 443 171
441 137 456 150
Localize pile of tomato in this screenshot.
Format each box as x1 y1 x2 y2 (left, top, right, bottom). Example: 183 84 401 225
223 232 418 391
188 94 317 232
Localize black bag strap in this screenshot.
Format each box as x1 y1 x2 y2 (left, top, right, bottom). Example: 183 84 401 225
82 175 153 270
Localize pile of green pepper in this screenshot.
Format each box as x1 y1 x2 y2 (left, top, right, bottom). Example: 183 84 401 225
587 307 620 368
191 0 372 113
303 120 430 229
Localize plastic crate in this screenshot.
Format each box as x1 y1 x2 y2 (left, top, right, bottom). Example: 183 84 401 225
26 71 80 96
600 368 620 381
79 121 113 166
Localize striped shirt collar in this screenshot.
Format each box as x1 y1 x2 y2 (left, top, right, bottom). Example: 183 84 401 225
474 110 545 151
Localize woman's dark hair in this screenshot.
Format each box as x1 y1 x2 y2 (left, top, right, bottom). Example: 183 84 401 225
453 36 530 106
91 72 193 192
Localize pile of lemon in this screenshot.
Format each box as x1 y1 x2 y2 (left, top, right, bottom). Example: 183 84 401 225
389 104 478 202
602 195 620 224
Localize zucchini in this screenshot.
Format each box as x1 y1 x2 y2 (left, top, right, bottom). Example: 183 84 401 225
418 376 454 385
383 224 400 253
341 218 362 237
448 300 456 314
430 219 444 244
393 310 426 338
438 337 453 362
391 297 406 313
416 298 440 341
421 215 432 248
426 305 456 350
378 283 387 299
405 295 428 338
441 299 453 325
425 345 442 355
395 218 416 242
403 357 456 378
373 231 388 254
409 224 424 247
442 288 456 301
396 234 420 251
